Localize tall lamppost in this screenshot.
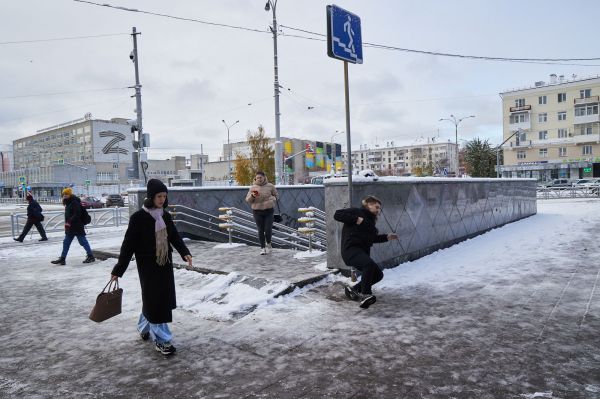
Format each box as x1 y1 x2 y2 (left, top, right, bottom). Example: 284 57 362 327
222 119 239 186
496 129 521 178
330 130 344 174
439 114 475 174
264 0 282 185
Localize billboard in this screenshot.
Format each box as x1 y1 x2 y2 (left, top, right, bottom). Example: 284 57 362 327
91 121 134 163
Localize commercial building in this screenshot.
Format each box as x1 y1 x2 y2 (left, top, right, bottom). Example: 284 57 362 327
499 74 600 180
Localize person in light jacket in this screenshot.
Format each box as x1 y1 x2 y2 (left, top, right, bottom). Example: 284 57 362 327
110 179 192 356
334 195 398 309
245 171 278 255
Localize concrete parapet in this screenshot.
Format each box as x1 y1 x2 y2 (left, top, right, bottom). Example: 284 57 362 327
325 178 537 272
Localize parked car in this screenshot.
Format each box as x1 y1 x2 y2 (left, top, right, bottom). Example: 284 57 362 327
544 179 571 188
572 179 593 187
581 178 600 187
80 196 103 209
105 194 125 207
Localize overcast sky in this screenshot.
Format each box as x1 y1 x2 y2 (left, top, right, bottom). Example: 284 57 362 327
2 0 600 161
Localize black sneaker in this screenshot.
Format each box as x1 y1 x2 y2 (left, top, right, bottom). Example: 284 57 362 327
39 238 48 241
83 255 96 263
155 341 176 355
344 285 360 301
140 331 150 341
51 257 66 265
13 238 23 242
359 294 377 309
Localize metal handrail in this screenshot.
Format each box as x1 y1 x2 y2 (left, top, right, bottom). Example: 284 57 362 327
169 204 326 251
536 186 600 199
9 207 129 238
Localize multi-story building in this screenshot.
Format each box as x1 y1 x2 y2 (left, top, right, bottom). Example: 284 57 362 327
344 141 458 176
500 74 600 180
12 114 134 184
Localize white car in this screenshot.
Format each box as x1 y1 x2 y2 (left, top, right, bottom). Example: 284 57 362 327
581 178 600 187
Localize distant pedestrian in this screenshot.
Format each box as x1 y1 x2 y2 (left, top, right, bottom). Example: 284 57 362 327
110 179 192 356
245 171 278 255
50 188 95 265
14 193 47 242
334 196 398 309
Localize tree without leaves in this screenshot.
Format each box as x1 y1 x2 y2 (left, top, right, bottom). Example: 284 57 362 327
233 125 275 185
464 138 497 177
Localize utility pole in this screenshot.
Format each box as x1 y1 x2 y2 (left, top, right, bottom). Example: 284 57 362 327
265 0 282 185
130 27 145 184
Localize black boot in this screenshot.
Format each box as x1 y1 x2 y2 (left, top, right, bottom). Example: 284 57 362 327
83 255 96 264
51 257 66 265
39 237 48 241
13 238 23 242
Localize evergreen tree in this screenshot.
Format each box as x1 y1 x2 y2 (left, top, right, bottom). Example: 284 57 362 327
464 138 497 177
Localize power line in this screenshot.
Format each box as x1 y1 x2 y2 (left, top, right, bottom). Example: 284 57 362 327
0 32 129 45
73 0 269 34
0 87 129 100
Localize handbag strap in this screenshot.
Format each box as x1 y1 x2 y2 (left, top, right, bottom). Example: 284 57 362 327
101 279 119 294
275 197 281 213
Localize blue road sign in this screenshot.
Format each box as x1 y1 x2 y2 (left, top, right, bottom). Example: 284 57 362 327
327 5 363 64
443 167 448 176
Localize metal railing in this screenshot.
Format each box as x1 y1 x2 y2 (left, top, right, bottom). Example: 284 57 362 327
170 204 326 251
9 207 129 238
536 186 600 199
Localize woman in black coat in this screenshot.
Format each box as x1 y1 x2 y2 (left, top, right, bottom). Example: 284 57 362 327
111 179 192 355
333 195 397 309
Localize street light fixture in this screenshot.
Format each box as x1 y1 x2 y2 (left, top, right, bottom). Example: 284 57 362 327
439 114 475 174
264 0 282 185
222 119 239 186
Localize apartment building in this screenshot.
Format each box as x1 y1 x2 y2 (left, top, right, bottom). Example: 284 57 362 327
344 141 458 176
500 74 600 180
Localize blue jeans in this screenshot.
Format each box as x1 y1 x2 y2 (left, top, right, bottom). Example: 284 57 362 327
61 234 93 258
138 313 172 344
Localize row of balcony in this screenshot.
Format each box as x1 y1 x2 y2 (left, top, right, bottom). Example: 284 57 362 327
505 133 600 149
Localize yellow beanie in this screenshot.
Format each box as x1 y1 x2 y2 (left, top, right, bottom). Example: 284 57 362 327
62 187 73 196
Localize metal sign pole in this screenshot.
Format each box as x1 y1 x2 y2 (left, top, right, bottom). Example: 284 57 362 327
344 61 353 206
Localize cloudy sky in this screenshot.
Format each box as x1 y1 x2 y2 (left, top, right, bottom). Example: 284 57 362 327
2 0 600 161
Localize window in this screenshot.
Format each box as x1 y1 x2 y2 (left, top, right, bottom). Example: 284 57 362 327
538 95 547 104
515 98 525 107
510 113 528 123
538 131 548 140
558 111 566 121
559 147 567 157
581 125 594 135
538 113 547 122
583 145 593 155
558 93 566 102
580 89 592 98
558 128 568 138
517 150 526 159
539 148 548 158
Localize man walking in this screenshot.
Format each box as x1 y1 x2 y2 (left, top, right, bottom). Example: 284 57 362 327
334 195 398 309
14 193 48 242
51 188 95 265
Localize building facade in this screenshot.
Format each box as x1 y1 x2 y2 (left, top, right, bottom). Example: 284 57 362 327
500 74 600 180
344 141 458 176
12 114 134 185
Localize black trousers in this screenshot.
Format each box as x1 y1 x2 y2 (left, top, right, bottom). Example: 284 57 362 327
342 247 383 295
253 208 274 248
18 220 47 240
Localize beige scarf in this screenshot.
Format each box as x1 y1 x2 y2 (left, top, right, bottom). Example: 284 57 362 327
143 206 169 266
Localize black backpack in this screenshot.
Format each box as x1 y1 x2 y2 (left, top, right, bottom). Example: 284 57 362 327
81 206 92 225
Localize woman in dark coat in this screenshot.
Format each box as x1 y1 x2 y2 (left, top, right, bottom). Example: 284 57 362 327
111 179 192 355
333 195 397 309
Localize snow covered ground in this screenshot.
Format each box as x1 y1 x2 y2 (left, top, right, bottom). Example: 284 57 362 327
0 198 599 398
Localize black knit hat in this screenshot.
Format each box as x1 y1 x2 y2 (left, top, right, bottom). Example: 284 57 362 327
146 179 168 200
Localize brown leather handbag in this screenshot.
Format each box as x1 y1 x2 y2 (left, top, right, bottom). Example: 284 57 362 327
89 279 123 322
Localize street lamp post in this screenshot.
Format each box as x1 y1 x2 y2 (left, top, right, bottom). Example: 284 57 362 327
330 130 344 174
439 114 475 174
222 119 239 186
496 129 521 178
264 0 282 185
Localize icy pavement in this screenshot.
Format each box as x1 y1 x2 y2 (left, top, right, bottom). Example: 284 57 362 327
0 199 599 398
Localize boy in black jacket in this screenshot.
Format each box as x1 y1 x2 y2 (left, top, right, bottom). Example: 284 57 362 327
333 196 398 309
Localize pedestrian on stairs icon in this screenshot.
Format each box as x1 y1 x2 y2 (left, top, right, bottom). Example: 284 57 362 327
327 5 363 64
